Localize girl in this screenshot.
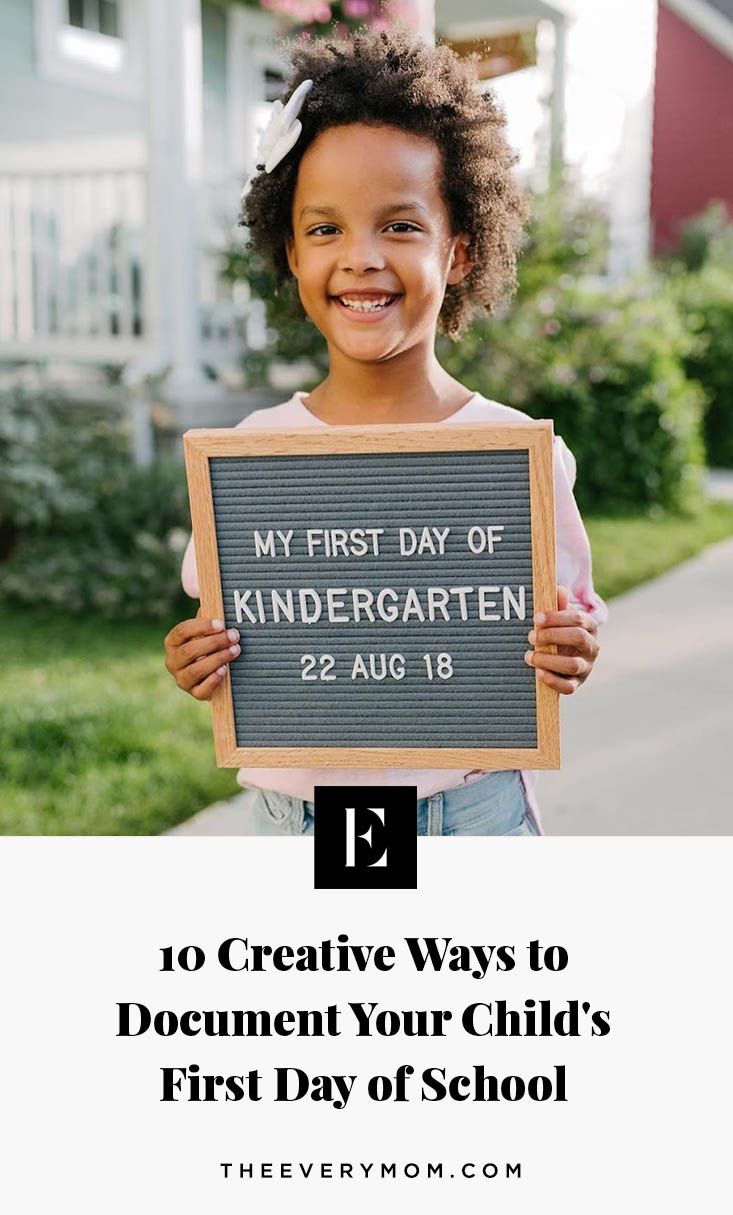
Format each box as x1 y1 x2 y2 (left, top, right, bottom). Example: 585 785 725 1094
165 26 606 836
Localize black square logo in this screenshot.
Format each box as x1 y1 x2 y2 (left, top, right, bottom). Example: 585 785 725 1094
313 786 418 889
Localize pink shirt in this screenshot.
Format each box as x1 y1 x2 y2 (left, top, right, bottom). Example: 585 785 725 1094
181 390 607 824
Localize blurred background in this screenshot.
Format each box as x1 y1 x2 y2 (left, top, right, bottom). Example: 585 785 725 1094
1 0 732 834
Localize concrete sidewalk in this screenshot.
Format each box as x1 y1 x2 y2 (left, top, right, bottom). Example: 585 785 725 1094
538 536 733 834
171 538 733 837
169 786 260 835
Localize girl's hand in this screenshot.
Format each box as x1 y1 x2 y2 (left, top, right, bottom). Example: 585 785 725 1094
524 585 599 695
164 612 241 701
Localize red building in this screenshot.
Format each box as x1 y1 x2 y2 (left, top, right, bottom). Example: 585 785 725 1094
652 0 733 252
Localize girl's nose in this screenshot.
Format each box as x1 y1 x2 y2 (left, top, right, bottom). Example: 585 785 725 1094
339 236 386 274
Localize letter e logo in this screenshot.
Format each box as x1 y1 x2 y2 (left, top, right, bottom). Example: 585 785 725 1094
314 787 417 889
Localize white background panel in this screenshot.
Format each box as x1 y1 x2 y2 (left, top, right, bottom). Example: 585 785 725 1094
0 837 729 1213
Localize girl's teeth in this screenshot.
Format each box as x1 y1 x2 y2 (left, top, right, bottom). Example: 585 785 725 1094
339 296 393 311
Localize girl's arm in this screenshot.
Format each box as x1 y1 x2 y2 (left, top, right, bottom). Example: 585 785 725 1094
553 435 608 626
523 435 605 695
162 535 240 700
181 534 200 600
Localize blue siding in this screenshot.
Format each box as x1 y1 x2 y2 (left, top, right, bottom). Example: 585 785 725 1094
0 0 143 142
0 0 230 164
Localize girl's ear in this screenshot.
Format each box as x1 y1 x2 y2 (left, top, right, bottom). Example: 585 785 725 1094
446 233 474 286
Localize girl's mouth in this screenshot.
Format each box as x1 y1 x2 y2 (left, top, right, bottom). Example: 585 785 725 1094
332 294 401 321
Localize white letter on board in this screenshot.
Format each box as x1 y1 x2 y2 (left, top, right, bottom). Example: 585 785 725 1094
233 590 257 624
503 586 526 620
299 589 322 623
271 589 295 623
376 588 399 623
326 588 349 623
364 528 384 555
486 525 504 553
351 588 375 622
449 586 474 621
399 528 417 556
276 529 293 556
306 530 324 557
402 587 426 623
478 587 501 621
432 527 450 555
253 531 276 558
427 587 450 622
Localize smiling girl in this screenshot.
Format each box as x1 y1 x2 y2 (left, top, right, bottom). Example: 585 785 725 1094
165 26 607 836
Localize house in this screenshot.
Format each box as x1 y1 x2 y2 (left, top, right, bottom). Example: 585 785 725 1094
434 0 659 279
0 0 288 433
651 0 733 251
0 0 660 434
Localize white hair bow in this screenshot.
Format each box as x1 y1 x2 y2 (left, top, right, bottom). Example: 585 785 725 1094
241 78 314 203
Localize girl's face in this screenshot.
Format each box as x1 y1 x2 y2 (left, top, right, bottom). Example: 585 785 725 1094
285 123 472 364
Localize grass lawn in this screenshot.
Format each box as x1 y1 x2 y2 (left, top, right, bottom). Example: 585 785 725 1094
586 500 733 600
0 615 238 834
2 499 733 835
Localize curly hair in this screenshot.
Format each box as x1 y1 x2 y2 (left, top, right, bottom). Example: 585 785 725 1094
240 25 530 340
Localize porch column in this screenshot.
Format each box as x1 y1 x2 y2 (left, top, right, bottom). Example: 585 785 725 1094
536 15 567 191
143 0 216 399
606 1 657 277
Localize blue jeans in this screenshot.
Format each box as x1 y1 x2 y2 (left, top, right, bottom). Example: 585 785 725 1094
250 771 540 837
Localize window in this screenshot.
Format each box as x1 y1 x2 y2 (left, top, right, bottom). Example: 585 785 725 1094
67 0 120 38
225 5 287 172
35 0 143 97
264 67 286 103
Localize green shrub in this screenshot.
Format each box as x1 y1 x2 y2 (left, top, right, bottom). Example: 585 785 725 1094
514 182 609 302
437 275 705 514
0 389 192 620
219 243 327 388
665 262 733 468
655 203 733 467
657 200 733 274
0 390 129 557
0 528 189 620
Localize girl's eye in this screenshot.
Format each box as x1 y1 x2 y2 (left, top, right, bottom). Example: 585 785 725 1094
306 222 420 237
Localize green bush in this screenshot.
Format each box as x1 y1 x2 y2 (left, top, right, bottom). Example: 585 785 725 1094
514 182 609 302
657 200 733 274
655 204 733 468
0 389 192 619
665 262 733 468
0 390 129 557
219 243 327 388
437 275 705 514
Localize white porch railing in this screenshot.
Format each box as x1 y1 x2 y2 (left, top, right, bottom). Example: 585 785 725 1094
0 152 147 364
198 175 250 364
0 148 248 370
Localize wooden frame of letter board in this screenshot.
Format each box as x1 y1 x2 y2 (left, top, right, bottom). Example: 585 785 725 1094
184 422 559 770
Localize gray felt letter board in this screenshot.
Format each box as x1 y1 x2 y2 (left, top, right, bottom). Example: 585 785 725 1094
184 421 559 770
